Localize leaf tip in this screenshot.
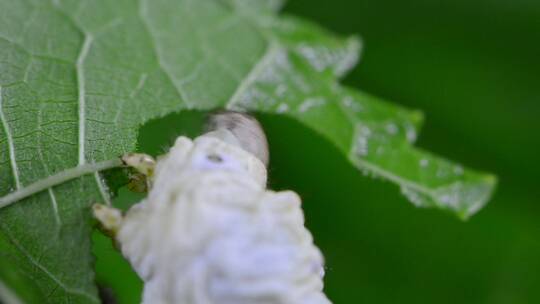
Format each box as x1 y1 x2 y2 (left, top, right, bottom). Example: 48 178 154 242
457 173 498 220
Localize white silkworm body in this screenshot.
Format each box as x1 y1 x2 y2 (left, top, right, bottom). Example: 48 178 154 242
116 134 331 304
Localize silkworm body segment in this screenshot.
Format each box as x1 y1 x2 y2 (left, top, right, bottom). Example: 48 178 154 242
96 132 330 304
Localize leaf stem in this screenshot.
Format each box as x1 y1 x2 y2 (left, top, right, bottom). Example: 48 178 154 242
0 159 123 209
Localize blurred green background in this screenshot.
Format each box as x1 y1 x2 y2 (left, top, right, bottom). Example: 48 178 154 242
94 0 540 303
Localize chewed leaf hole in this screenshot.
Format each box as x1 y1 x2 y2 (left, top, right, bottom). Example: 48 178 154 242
136 110 207 157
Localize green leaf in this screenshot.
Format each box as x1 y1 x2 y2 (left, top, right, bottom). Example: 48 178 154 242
0 0 495 302
0 232 43 304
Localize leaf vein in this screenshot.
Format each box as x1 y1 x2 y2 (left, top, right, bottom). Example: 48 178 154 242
76 35 93 166
47 188 62 227
0 86 22 189
226 43 279 110
94 172 111 206
0 229 99 303
138 0 192 108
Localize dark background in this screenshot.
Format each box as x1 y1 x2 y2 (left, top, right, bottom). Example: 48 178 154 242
94 0 540 303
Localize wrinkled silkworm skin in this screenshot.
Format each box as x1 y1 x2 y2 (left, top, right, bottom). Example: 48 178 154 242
116 134 331 304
